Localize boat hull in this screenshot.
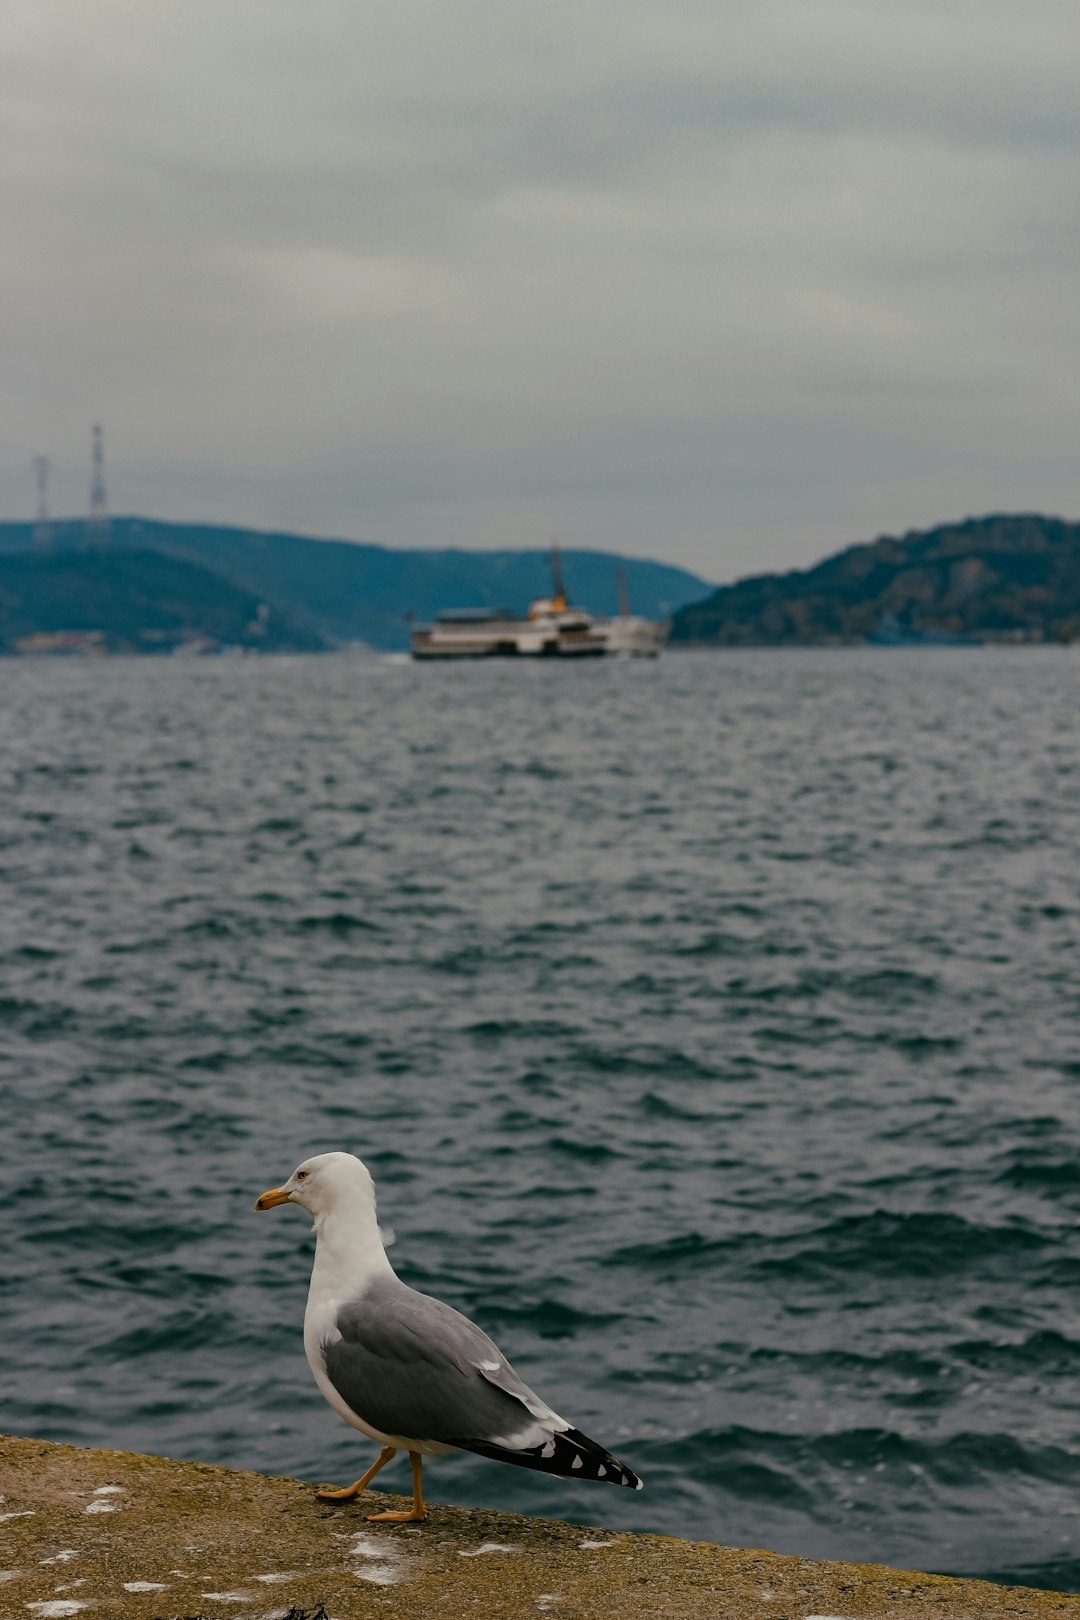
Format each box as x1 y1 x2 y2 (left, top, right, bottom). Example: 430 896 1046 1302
411 635 607 659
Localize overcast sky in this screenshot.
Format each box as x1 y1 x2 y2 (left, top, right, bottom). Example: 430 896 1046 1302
2 0 1076 580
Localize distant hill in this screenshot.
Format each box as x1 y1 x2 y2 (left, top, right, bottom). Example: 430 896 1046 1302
0 518 710 652
0 547 325 655
670 514 1080 646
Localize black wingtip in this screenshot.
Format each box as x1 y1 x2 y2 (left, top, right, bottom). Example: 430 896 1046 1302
459 1425 642 1489
563 1425 643 1490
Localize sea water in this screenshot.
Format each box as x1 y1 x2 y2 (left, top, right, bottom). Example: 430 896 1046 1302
3 647 1080 1590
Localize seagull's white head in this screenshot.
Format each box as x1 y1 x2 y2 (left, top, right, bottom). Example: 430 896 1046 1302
254 1150 375 1219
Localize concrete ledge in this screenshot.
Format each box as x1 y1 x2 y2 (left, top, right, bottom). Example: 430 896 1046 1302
1 1433 1077 1619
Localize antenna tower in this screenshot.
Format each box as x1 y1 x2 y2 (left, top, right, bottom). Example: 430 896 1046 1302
88 423 109 538
32 454 52 550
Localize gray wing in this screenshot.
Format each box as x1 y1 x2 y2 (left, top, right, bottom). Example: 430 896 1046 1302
323 1274 563 1450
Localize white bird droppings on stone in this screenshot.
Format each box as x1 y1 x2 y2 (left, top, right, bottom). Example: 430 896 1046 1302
26 1603 89 1617
91 1486 123 1496
39 1553 78 1566
345 1533 403 1587
200 1591 252 1603
83 1502 119 1515
122 1582 169 1592
252 1571 300 1583
357 1563 400 1586
458 1543 520 1557
579 1539 616 1549
0 1510 35 1523
347 1534 389 1561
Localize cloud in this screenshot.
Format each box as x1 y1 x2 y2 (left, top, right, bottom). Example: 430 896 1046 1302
798 292 910 338
0 0 1076 577
249 250 459 320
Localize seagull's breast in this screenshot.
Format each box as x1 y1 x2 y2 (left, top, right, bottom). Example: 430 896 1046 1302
304 1287 391 1443
303 1265 454 1454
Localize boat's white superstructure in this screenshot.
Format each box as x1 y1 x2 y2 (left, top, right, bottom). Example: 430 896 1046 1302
410 549 668 660
594 613 669 656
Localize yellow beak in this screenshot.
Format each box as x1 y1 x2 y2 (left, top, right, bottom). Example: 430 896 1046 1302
254 1185 291 1211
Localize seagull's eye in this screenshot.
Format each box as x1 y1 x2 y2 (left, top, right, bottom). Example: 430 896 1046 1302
296 1170 309 1180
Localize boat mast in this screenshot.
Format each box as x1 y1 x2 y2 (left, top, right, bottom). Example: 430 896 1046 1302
550 540 568 611
616 566 630 619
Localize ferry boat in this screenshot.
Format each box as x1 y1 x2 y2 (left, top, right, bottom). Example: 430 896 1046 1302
410 551 668 660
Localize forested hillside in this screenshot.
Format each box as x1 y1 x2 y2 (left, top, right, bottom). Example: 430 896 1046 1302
670 515 1080 645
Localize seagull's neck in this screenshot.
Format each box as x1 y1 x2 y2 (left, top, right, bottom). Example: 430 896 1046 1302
309 1188 395 1297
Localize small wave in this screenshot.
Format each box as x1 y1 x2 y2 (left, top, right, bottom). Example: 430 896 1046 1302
847 969 940 1000
893 1033 964 1056
980 1554 1080 1594
671 932 748 959
463 1018 576 1041
0 995 43 1022
571 1045 722 1081
951 1329 1080 1375
178 917 239 938
0 997 77 1037
248 1040 362 1071
993 1151 1080 1192
548 1136 624 1162
93 1308 230 1358
634 1424 1080 1495
606 1232 736 1271
428 946 496 974
28 761 103 779
295 911 384 935
506 921 586 942
247 1005 308 1029
496 759 564 780
468 1298 625 1339
607 1210 1051 1284
718 971 840 1002
639 1091 712 1122
750 1210 1050 1282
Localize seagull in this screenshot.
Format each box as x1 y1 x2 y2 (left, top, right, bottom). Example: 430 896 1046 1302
254 1150 642 1523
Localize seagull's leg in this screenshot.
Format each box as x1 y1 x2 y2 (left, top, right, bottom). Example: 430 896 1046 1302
366 1450 427 1523
315 1445 397 1501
